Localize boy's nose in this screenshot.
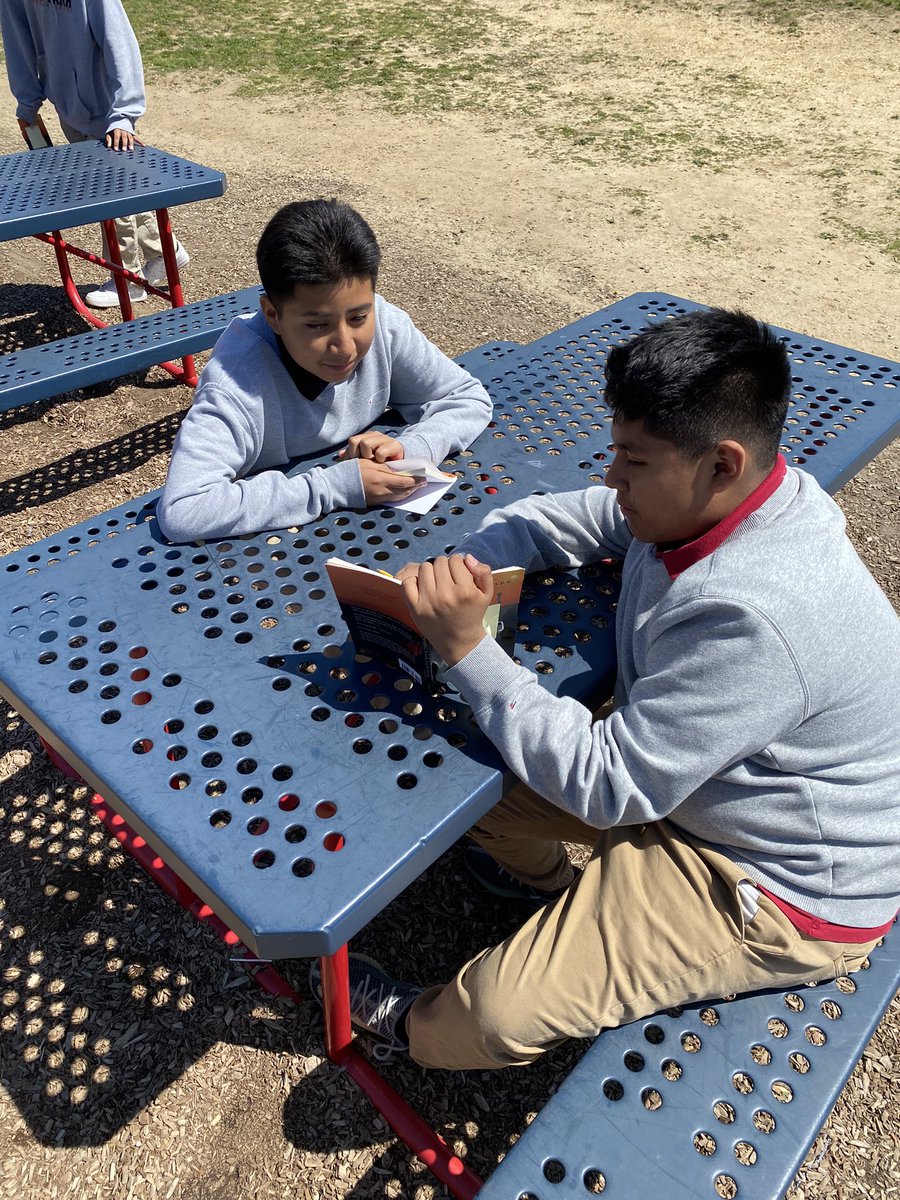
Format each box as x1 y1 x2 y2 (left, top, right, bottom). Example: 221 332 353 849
330 325 355 355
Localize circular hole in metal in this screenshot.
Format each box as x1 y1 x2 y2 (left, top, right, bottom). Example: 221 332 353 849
131 691 152 706
316 801 337 819
681 1033 702 1053
169 773 190 789
397 773 418 790
209 810 231 829
253 850 275 869
353 739 373 754
292 858 315 878
660 1059 682 1081
624 1052 644 1072
713 1174 738 1199
714 1101 736 1124
247 817 269 836
323 832 345 852
732 1071 754 1095
272 764 293 781
279 794 300 811
101 710 121 724
242 787 263 805
132 739 153 755
602 1079 623 1102
693 1132 716 1156
643 1024 664 1045
128 646 148 659
752 1109 776 1134
542 1160 565 1184
285 825 307 843
387 745 407 761
583 1169 605 1194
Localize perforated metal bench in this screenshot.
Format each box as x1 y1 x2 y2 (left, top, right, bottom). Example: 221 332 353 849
0 286 263 412
478 926 899 1199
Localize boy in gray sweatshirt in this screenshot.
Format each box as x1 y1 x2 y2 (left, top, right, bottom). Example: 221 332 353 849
310 308 900 1069
157 200 492 542
0 0 189 306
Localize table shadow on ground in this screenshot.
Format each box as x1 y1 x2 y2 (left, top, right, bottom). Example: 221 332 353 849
0 704 575 1179
0 412 182 513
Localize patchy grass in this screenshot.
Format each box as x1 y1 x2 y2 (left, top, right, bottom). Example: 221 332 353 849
128 0 507 110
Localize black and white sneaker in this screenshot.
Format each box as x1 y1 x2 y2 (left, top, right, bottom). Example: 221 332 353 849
309 953 421 1060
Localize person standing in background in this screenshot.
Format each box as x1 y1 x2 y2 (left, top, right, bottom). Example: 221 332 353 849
0 0 190 308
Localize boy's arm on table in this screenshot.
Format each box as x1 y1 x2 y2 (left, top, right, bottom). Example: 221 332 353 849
382 309 493 462
88 0 146 139
156 386 366 542
460 486 634 572
443 597 807 830
0 1 45 123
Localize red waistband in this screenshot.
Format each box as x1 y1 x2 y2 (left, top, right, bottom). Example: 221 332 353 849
758 886 895 944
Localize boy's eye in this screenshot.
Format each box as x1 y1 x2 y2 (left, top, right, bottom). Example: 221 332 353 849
626 457 645 466
305 323 328 330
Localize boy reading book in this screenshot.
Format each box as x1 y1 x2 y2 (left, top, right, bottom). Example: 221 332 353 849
309 307 900 1071
157 200 492 543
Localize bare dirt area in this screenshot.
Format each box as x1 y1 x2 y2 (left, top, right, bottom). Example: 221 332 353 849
1 1 898 1197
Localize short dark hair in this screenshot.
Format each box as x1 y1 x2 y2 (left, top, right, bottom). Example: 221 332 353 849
604 308 790 466
256 199 381 306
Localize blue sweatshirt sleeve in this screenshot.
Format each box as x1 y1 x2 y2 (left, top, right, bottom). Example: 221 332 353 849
156 385 366 543
377 304 492 463
87 0 146 133
0 0 45 123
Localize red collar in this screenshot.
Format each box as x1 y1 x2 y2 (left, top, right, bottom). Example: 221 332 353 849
657 456 787 581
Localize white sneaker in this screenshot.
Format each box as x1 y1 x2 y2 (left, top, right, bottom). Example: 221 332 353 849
142 240 190 287
84 278 148 308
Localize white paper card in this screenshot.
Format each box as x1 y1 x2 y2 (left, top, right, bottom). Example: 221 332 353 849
387 458 457 514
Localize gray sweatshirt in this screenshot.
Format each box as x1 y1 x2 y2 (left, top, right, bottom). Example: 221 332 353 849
157 298 493 542
445 463 900 927
1 0 145 137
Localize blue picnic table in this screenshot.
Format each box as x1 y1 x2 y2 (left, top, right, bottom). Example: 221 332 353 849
0 292 897 1198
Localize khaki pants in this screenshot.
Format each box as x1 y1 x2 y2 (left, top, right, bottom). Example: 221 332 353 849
60 121 164 274
407 784 878 1070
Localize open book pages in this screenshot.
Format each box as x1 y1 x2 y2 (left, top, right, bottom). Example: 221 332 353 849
325 557 525 692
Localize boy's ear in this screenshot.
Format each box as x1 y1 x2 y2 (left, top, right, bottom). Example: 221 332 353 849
260 294 280 333
710 440 747 490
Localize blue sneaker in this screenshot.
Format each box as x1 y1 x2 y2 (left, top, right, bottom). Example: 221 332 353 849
464 843 577 905
309 953 421 1060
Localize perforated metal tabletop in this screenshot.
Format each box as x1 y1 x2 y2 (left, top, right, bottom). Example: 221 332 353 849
0 293 897 960
0 142 226 241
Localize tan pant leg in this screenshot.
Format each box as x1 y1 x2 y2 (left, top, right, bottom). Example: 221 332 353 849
469 780 602 892
408 819 878 1070
58 119 160 273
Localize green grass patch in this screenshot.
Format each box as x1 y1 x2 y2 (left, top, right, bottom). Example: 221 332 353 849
127 0 506 110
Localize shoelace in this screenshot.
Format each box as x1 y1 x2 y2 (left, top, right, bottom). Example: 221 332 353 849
348 972 411 1056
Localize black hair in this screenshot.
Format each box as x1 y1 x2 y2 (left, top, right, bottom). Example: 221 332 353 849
604 308 790 466
256 199 381 306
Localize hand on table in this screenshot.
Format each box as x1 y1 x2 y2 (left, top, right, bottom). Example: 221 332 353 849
339 431 404 462
105 127 136 151
359 458 426 507
401 554 494 667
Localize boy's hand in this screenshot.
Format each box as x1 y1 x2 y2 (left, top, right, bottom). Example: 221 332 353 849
105 128 135 151
359 459 425 506
401 554 494 667
340 431 404 462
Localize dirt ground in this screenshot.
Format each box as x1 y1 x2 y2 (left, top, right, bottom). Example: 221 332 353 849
1 1 898 1197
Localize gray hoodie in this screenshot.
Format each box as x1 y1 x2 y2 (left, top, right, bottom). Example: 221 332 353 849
447 462 900 928
1 0 145 137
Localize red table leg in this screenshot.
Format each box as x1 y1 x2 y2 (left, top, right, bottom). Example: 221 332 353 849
37 739 483 1196
320 949 483 1199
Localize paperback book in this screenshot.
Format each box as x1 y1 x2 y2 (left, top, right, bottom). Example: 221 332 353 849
325 557 525 690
